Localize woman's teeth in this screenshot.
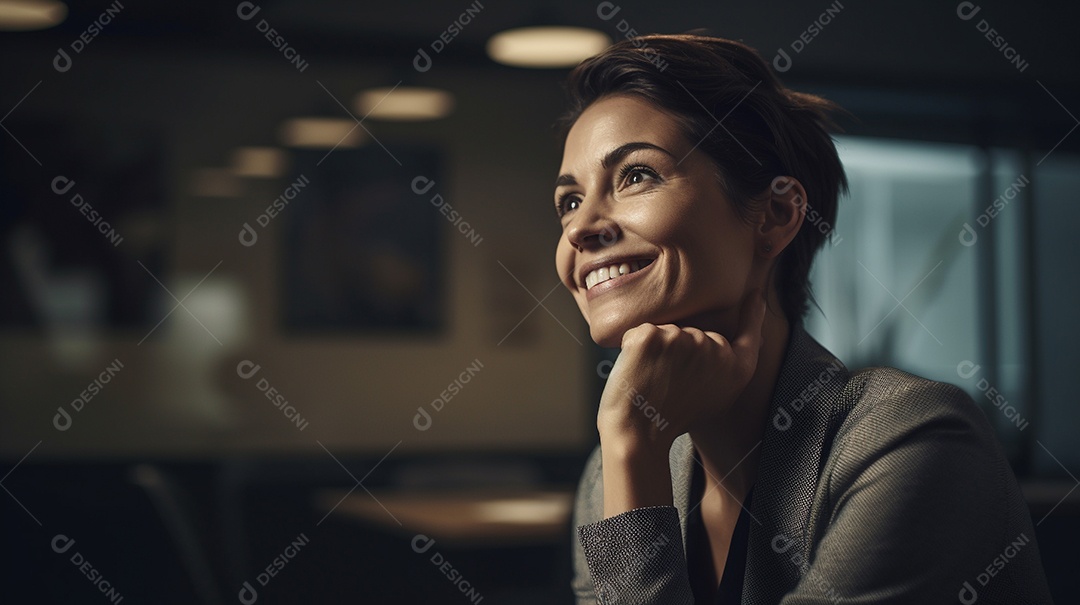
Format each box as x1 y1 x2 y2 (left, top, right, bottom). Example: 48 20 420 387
584 260 650 290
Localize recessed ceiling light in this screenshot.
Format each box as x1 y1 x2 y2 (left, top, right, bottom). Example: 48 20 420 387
230 147 289 178
278 117 366 149
487 26 611 68
0 0 66 31
355 87 454 121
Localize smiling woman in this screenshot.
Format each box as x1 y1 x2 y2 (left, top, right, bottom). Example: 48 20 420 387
557 34 1053 604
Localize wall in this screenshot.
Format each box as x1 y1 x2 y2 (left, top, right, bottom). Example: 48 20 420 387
0 42 592 457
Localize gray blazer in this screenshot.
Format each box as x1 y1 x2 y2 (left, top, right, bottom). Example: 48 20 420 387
571 324 1053 604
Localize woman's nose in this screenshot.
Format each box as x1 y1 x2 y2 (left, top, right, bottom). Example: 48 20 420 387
565 200 621 252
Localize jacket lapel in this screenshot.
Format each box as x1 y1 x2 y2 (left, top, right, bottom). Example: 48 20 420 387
668 324 850 603
743 324 849 603
670 433 696 555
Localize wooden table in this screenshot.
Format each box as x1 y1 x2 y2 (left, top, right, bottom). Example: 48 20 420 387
315 488 575 547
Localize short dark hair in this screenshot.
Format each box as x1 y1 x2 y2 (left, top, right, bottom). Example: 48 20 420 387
559 34 847 321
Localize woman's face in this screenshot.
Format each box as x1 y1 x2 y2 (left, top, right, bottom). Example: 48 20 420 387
554 94 763 348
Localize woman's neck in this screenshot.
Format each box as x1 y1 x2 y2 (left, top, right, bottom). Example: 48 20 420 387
687 297 791 509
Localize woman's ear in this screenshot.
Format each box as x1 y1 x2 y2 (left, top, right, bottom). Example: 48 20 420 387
757 176 806 259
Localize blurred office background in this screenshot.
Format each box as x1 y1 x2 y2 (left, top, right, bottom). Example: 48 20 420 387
0 0 1077 602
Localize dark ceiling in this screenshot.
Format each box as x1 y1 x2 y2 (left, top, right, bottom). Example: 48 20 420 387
4 0 1075 87
2 0 1077 150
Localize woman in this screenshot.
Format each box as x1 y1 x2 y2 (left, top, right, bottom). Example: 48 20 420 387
557 35 1053 604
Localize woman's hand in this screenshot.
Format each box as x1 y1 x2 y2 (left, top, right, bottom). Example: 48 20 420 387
597 289 767 516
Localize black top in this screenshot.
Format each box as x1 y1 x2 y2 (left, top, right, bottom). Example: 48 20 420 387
686 451 754 605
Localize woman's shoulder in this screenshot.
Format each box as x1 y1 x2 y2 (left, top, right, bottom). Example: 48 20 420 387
835 365 990 442
824 364 1008 492
800 366 1050 603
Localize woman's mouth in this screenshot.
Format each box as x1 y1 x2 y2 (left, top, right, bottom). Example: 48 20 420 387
583 259 653 289
582 258 655 298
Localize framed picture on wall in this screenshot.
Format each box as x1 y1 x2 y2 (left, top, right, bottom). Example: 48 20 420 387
282 145 443 333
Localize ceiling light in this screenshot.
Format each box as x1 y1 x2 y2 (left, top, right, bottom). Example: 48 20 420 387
278 117 365 149
0 0 66 31
487 26 610 68
189 168 245 198
355 87 454 121
230 146 289 178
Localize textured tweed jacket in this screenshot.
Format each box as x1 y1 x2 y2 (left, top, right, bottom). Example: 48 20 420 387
571 324 1053 604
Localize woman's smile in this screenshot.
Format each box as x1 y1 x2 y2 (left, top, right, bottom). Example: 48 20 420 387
582 256 656 301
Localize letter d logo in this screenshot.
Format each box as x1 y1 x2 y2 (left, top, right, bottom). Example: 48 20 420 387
772 48 792 73
411 176 435 195
958 580 978 604
51 175 75 195
596 1 621 20
595 360 613 379
413 48 432 73
53 407 72 431
239 222 258 247
412 534 435 553
236 360 261 379
413 408 432 431
956 2 981 21
957 360 981 379
51 534 75 554
773 408 792 431
239 581 258 604
770 176 796 195
770 533 794 553
237 2 261 20
958 222 978 247
53 48 72 72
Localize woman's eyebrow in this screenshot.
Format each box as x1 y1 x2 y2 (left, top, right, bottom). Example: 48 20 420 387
600 141 673 169
554 141 674 189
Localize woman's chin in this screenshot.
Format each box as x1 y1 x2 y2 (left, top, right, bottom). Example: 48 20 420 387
589 320 638 349
591 332 621 349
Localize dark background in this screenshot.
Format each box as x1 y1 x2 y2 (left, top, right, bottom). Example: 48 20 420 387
2 1 1078 603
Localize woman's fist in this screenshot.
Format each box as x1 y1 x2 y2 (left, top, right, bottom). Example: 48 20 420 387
596 289 767 458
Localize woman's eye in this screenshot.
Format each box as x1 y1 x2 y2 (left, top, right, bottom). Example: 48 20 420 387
557 194 581 217
621 165 658 188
